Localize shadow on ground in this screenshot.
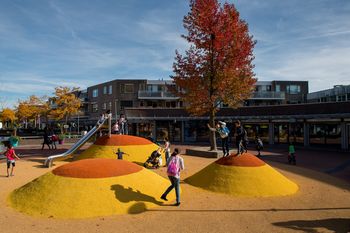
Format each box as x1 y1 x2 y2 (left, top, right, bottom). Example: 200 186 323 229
110 184 162 205
272 218 350 233
110 184 163 214
147 207 350 213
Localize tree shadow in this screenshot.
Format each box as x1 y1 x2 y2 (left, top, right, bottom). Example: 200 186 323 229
272 218 350 233
110 184 163 206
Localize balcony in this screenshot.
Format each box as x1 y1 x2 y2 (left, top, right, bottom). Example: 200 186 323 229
138 91 179 100
249 91 285 100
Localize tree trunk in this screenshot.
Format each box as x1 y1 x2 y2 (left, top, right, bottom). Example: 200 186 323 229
209 108 217 150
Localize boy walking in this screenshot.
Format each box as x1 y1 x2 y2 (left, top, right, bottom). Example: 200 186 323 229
288 143 296 165
235 120 248 155
255 136 263 157
161 148 185 206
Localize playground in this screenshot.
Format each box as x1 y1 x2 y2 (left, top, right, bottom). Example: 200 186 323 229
0 133 349 233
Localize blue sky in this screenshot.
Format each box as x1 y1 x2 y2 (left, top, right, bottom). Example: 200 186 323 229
0 0 349 108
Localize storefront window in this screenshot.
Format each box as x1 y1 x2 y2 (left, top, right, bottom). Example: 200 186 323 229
274 123 288 144
309 123 341 147
289 123 304 144
184 120 209 142
138 123 154 139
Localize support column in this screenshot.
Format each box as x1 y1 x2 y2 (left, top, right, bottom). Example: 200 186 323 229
108 115 111 138
136 122 139 136
181 121 185 143
152 121 157 142
303 122 310 147
269 122 274 145
341 122 348 150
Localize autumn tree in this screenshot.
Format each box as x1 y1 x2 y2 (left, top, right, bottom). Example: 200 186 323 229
16 95 50 129
0 108 17 128
171 0 256 150
50 86 81 132
16 101 32 128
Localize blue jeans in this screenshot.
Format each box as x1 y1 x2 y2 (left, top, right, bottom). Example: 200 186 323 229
162 176 180 203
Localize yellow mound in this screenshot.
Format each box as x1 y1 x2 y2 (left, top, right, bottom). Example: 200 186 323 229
185 155 298 197
75 135 164 164
9 159 175 218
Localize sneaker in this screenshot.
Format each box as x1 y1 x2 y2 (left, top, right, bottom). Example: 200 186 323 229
160 196 168 201
174 202 181 206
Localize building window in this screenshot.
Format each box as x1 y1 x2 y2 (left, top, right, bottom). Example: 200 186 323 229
286 85 300 94
103 86 107 94
121 84 134 93
109 102 112 109
92 89 98 98
276 85 280 92
92 103 98 112
102 103 107 110
139 83 145 91
109 85 112 95
120 100 133 110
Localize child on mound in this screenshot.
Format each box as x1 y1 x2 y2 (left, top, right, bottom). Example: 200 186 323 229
4 144 20 177
115 148 129 160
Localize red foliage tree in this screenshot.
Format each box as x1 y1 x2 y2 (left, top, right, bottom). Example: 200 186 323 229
171 0 256 150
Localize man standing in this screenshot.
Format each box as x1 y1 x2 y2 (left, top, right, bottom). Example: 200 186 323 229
207 121 230 157
235 120 247 155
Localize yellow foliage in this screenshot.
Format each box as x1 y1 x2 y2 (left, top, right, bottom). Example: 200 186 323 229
50 86 81 122
1 108 16 122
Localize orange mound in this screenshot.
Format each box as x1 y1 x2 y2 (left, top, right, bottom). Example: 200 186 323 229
52 158 142 178
94 135 152 146
215 153 265 167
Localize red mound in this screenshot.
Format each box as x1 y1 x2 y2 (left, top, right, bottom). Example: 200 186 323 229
94 135 153 146
52 158 142 178
215 153 265 167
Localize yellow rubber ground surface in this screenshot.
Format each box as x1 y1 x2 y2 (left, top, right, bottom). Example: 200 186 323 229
9 167 175 219
185 163 298 197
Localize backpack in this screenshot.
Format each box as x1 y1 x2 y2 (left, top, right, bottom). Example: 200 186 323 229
167 156 179 176
219 126 230 138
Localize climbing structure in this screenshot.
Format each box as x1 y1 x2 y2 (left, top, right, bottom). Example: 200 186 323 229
185 153 298 197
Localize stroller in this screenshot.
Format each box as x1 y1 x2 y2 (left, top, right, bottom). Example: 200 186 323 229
144 148 163 169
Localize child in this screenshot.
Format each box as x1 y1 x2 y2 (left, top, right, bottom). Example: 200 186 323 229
4 144 20 177
161 148 185 206
207 121 230 157
115 148 129 160
255 136 263 157
288 143 296 165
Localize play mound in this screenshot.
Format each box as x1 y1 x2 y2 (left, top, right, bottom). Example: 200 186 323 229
52 159 142 178
9 159 174 219
74 135 165 164
185 153 298 197
94 135 152 146
215 153 265 167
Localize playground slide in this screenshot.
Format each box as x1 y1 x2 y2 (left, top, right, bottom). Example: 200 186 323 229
44 117 109 167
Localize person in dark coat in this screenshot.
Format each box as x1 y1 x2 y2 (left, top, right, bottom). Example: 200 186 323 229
41 126 51 150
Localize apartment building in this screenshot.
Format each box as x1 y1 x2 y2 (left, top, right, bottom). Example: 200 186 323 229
246 80 308 106
307 85 350 103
